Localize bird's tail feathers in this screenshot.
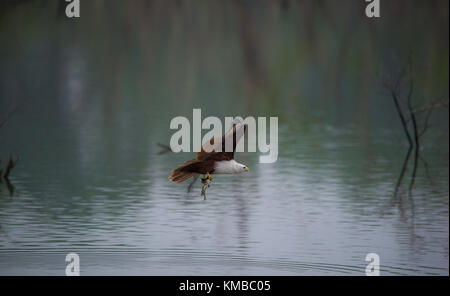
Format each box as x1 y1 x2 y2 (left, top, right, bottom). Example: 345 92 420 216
169 159 199 183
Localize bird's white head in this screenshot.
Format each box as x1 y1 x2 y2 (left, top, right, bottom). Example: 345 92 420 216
214 159 250 174
234 161 249 173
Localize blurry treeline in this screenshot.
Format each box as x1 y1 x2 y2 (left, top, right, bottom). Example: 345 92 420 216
0 0 448 136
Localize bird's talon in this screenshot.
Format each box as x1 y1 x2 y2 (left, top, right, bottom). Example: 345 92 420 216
200 174 213 199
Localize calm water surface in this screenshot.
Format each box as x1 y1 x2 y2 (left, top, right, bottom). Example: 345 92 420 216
0 121 448 275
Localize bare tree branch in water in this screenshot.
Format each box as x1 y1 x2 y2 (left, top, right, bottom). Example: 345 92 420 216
0 97 22 197
5 178 14 197
405 61 419 193
412 100 449 115
0 155 18 197
3 154 18 180
0 100 20 130
382 66 413 196
156 142 172 155
382 57 449 197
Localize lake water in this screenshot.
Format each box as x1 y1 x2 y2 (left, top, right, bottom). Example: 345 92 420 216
0 0 448 275
0 118 448 275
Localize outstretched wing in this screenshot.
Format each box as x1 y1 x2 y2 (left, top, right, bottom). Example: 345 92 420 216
196 122 247 161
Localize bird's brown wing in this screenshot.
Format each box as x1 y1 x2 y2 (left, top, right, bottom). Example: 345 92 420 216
169 159 216 182
196 123 247 161
196 136 216 160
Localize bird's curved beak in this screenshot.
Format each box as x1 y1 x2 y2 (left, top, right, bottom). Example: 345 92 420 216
245 167 250 172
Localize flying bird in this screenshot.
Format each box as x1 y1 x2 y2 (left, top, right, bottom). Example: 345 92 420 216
169 123 249 199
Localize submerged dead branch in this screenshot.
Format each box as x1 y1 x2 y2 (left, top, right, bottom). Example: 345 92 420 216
382 65 413 196
405 65 419 193
4 155 18 180
0 155 18 197
156 142 172 155
411 100 449 115
5 178 14 197
382 57 448 197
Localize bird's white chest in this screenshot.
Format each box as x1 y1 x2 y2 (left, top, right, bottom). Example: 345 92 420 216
214 160 239 174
